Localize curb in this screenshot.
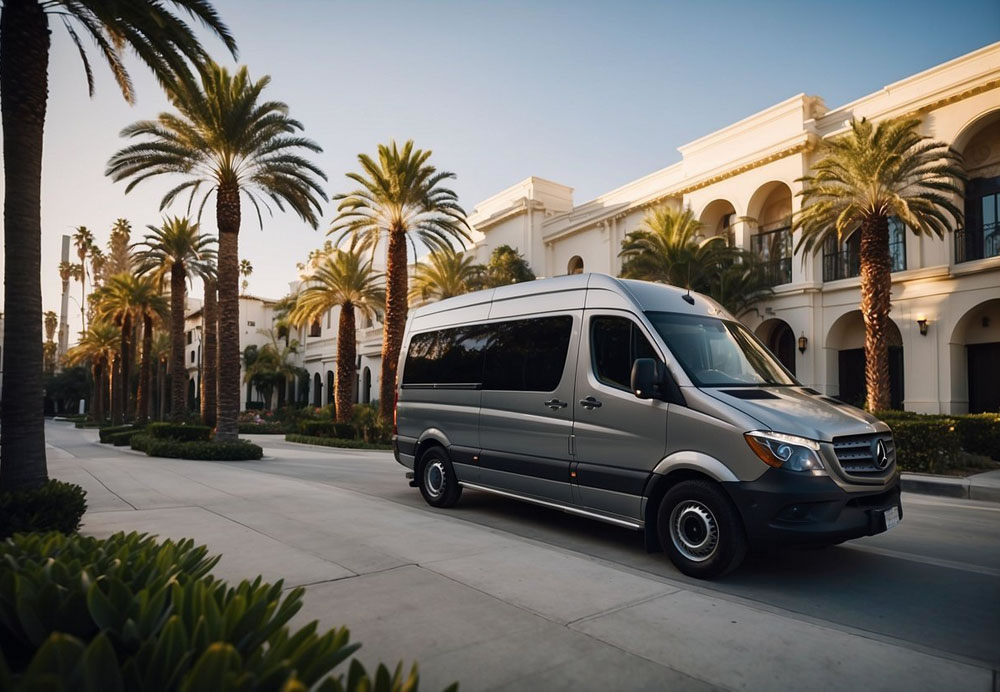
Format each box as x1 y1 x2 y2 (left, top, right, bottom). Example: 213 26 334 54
901 473 1000 504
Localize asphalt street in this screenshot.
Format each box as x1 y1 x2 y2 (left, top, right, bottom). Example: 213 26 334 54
237 435 1000 670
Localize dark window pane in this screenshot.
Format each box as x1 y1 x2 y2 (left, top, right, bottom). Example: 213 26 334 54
591 317 658 390
402 326 489 385
483 316 573 391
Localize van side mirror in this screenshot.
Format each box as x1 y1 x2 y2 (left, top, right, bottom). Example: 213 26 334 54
631 358 661 400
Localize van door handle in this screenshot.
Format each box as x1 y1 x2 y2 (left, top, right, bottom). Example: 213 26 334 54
579 396 602 409
544 398 568 410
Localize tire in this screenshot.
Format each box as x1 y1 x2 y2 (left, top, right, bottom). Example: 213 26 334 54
657 480 747 579
418 447 462 508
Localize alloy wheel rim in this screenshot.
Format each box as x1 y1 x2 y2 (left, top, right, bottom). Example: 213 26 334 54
425 460 446 498
669 501 719 562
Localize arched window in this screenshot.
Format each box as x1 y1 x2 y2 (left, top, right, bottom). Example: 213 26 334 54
362 367 372 404
822 219 906 281
309 319 321 338
567 256 584 275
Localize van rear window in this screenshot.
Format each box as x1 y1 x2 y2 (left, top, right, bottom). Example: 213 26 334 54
402 315 573 391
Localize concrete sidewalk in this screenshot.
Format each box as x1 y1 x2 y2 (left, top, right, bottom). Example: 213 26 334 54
47 429 994 692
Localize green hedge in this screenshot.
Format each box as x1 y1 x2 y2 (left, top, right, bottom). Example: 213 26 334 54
876 410 1000 465
98 424 141 443
285 433 392 451
0 480 87 540
0 531 445 691
147 422 213 442
886 419 962 474
237 422 288 434
131 435 263 461
109 430 143 447
952 414 1000 460
297 420 357 439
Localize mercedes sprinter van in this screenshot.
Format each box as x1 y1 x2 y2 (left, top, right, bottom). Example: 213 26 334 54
392 274 901 578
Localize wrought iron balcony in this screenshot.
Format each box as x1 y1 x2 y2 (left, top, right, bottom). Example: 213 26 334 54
955 222 1000 263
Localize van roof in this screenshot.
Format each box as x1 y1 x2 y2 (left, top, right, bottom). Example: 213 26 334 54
410 273 733 321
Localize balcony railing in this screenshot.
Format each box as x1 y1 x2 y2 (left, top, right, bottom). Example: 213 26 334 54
751 227 792 287
955 222 1000 263
760 257 792 287
822 235 905 281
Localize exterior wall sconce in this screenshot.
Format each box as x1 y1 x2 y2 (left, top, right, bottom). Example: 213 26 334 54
916 316 929 336
798 333 808 353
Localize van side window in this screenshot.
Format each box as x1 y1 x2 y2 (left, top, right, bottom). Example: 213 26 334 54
401 326 489 385
591 316 657 390
483 316 573 392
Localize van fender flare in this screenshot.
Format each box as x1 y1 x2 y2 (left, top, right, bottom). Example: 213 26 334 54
650 450 739 484
415 429 451 462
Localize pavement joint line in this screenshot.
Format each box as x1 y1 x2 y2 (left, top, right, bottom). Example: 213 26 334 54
289 563 422 592
563 588 683 628
843 543 1000 577
80 465 138 511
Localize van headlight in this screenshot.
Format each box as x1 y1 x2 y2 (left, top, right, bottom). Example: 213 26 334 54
744 431 825 472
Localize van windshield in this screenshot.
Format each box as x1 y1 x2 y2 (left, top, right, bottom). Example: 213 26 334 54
645 312 796 387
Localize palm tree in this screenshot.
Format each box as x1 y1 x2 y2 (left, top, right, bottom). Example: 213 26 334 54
409 245 482 304
43 310 58 372
72 226 94 329
43 310 57 343
103 218 135 279
332 140 470 419
619 206 774 318
290 247 384 422
151 331 172 421
0 0 235 492
133 217 216 422
239 259 253 294
89 245 106 291
65 321 119 424
243 329 304 411
794 117 964 410
107 62 326 441
201 272 218 427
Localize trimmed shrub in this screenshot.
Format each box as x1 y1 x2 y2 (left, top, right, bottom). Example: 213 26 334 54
109 430 142 447
147 422 212 442
237 422 288 434
141 437 263 461
888 419 961 473
98 424 140 443
285 433 392 451
0 531 442 691
953 413 1000 460
298 420 356 439
129 433 152 454
0 480 87 539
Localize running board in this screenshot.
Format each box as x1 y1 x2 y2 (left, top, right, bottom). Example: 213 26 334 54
459 482 644 530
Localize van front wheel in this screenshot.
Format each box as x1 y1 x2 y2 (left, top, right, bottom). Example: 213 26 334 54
418 448 462 508
658 480 747 579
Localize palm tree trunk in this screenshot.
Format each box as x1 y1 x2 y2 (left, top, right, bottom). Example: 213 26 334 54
135 314 153 424
379 229 409 421
169 263 187 421
91 360 104 423
159 358 168 421
860 214 893 411
336 303 357 423
119 314 133 422
110 354 122 425
201 278 218 427
0 0 50 491
216 185 242 441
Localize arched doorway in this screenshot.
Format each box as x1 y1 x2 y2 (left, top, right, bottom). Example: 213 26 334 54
567 256 584 275
756 319 796 375
746 182 793 286
698 199 738 245
312 372 322 407
187 377 197 411
826 311 904 409
950 298 1000 413
954 109 1000 263
362 367 372 404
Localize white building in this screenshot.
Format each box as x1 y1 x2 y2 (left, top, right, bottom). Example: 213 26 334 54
213 42 1000 415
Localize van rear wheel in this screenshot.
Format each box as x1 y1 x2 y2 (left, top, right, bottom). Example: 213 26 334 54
658 480 747 579
418 447 462 508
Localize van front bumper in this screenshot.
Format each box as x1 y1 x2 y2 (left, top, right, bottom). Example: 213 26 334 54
722 470 901 547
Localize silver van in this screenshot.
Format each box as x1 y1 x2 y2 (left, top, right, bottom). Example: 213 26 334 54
392 274 901 578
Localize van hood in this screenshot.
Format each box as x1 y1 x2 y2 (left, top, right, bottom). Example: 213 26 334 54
701 386 888 441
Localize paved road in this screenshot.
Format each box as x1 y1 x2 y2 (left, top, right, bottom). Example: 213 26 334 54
42 422 1000 689
239 435 1000 669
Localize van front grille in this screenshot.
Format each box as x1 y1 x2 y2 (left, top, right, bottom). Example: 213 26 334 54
832 433 895 475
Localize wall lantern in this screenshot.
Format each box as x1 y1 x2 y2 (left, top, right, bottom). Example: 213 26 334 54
797 333 808 354
916 316 929 336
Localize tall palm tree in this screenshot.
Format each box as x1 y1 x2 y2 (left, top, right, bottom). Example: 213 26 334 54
239 259 253 294
201 272 219 427
794 117 964 410
332 140 470 419
409 245 482 304
132 217 216 422
290 247 384 423
132 282 168 425
0 0 235 492
65 321 119 424
107 63 326 441
43 310 58 343
72 226 94 329
242 329 304 411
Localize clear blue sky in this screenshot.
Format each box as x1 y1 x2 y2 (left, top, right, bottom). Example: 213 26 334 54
3 0 998 339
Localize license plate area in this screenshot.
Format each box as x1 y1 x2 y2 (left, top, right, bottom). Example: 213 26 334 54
883 506 900 530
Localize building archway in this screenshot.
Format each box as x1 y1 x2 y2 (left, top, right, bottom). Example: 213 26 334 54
312 372 322 407
954 108 1000 263
746 182 793 285
567 256 584 275
755 318 797 376
697 199 738 245
826 311 904 409
326 369 335 410
187 377 197 411
362 367 372 404
949 298 1000 413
